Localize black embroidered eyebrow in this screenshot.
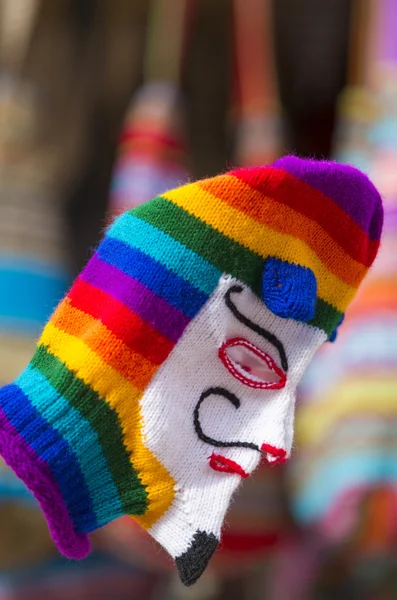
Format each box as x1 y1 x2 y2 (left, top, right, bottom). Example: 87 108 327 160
224 285 289 372
194 387 262 451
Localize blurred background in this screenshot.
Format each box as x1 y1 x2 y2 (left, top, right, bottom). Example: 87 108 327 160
0 0 396 598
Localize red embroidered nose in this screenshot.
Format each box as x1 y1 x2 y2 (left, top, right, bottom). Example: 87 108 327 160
218 337 286 389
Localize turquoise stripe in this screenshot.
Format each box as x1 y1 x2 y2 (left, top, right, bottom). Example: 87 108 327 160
0 468 35 502
292 449 397 524
0 257 70 332
108 212 222 296
17 366 122 524
0 485 34 502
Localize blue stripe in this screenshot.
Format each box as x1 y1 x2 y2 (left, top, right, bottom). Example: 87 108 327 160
17 366 123 526
292 449 397 524
0 383 98 532
300 317 397 398
97 237 208 318
108 213 222 295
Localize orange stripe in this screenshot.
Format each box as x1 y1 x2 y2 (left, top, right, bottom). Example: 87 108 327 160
349 278 397 313
347 300 397 321
231 166 379 265
358 277 397 295
67 278 173 366
51 299 156 390
199 175 366 288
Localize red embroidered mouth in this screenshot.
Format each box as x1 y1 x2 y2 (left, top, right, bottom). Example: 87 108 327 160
218 337 286 389
209 453 249 478
261 443 288 464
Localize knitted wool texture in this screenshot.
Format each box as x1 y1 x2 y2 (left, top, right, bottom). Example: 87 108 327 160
0 156 383 586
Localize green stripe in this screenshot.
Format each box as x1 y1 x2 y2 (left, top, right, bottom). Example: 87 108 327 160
31 345 148 515
133 197 263 295
309 299 344 337
133 197 341 335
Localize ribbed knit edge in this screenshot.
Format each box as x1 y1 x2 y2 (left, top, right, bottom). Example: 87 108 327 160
0 407 90 559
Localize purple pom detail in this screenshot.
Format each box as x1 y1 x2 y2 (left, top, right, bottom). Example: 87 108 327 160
273 155 383 241
0 407 90 559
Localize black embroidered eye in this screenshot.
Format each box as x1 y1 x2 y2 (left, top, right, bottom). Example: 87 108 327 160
224 285 289 372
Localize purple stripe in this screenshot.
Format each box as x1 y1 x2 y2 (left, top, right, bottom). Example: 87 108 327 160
273 156 383 240
0 406 89 559
81 255 191 343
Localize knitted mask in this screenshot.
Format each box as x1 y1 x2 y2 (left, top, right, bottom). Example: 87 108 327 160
0 156 383 585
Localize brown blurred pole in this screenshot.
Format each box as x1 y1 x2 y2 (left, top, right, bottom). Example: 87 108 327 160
347 0 376 87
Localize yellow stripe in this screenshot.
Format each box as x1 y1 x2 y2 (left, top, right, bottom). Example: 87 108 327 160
163 184 355 312
295 377 397 448
51 299 156 389
39 322 175 529
201 175 366 287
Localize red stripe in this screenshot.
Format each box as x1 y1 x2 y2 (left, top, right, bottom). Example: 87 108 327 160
67 278 174 365
231 166 379 267
120 129 185 151
220 531 280 552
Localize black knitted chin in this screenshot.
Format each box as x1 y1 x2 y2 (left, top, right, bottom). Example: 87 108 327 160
175 530 219 586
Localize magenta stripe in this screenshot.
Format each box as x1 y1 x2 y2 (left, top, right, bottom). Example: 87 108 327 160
0 406 89 559
80 255 191 343
377 0 397 63
385 206 397 231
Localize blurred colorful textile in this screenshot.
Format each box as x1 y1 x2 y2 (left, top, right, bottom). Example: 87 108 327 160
108 0 190 220
289 0 397 567
109 81 190 217
0 552 165 600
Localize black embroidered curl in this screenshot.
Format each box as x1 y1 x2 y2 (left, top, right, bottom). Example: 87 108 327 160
224 285 289 372
194 387 261 451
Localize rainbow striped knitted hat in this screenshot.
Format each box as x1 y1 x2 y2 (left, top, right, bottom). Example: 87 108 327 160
0 156 383 585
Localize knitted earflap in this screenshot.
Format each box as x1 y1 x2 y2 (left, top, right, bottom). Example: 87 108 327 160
0 157 383 585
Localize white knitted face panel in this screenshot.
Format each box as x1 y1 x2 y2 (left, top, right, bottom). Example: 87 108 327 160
140 274 326 557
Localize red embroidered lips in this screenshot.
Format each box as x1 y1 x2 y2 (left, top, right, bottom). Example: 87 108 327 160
218 337 287 389
209 454 249 478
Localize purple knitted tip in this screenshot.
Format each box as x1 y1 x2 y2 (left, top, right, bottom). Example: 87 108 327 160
273 155 384 241
0 409 90 559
